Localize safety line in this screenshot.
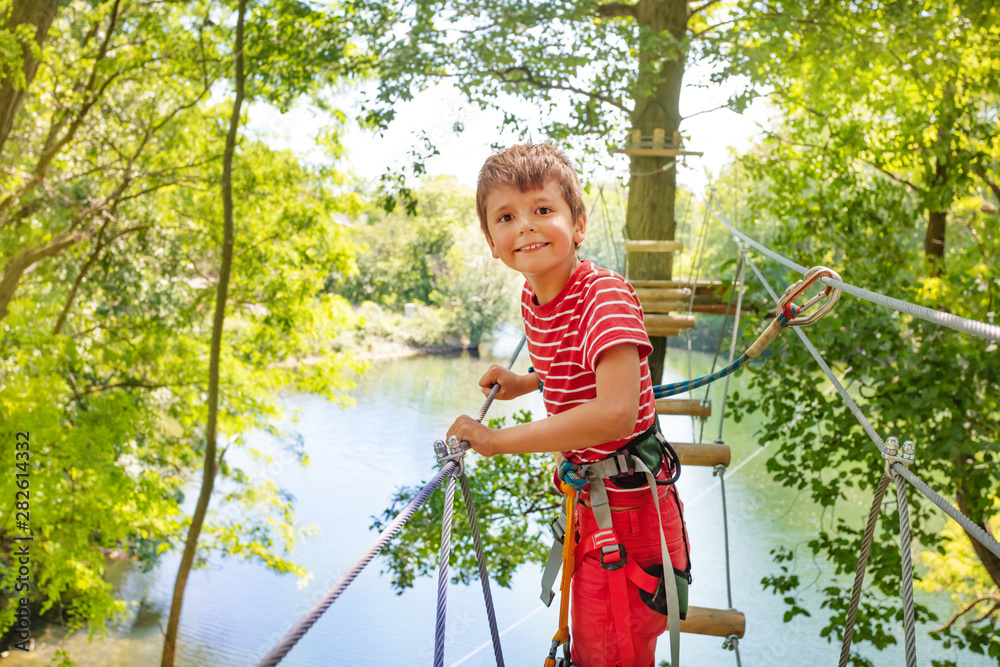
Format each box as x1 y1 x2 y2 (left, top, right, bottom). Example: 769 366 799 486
257 461 458 666
891 463 1000 560
435 471 459 667
706 200 1000 343
742 252 887 455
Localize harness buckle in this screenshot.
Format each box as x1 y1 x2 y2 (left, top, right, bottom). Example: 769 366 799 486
778 265 842 327
600 544 627 570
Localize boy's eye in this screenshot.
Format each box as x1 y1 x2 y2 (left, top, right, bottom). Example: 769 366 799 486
498 214 513 223
537 207 551 215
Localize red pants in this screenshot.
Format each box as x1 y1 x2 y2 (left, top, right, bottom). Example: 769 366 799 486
570 484 690 667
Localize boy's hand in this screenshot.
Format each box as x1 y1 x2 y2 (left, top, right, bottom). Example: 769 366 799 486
447 415 499 457
479 364 529 400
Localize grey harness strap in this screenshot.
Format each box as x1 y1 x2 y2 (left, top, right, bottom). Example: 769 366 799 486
540 443 682 667
540 497 568 606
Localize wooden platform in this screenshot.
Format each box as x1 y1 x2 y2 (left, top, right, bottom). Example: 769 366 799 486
644 314 695 337
673 606 745 638
655 399 711 418
624 240 684 253
672 442 731 467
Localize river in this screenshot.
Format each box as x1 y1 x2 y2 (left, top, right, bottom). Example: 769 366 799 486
2 337 982 666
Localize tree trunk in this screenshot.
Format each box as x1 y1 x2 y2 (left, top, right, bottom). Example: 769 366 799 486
626 0 688 385
955 480 1000 589
0 0 60 158
160 1 246 664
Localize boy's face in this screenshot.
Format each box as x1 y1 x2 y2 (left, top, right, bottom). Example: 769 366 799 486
483 180 586 288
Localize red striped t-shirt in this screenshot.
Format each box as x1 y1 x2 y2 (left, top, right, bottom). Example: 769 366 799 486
522 260 656 465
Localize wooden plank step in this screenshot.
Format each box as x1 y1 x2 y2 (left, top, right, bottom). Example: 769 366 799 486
641 300 686 314
672 442 731 467
634 287 690 302
645 314 695 330
644 326 682 337
630 279 734 297
655 398 711 418
671 606 745 638
624 240 684 253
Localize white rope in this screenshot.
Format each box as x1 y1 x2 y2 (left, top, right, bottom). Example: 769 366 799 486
705 200 1000 343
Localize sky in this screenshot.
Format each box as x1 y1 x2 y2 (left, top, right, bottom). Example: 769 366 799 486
247 60 772 198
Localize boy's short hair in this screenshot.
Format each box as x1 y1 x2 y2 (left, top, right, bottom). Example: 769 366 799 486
476 143 586 239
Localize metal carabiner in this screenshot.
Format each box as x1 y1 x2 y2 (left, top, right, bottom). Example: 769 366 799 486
777 266 842 327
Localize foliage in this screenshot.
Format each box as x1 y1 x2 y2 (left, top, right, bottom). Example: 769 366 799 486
373 409 556 592
331 175 468 307
918 509 1000 661
712 2 1000 662
0 0 370 648
432 224 522 349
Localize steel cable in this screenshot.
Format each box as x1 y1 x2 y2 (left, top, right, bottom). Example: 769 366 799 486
891 463 1000 560
256 461 458 667
706 200 1000 343
434 470 459 667
892 470 918 667
838 474 891 667
458 470 505 666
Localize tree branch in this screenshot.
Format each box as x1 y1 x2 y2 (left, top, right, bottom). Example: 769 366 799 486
689 0 723 18
855 156 924 192
934 594 1000 633
596 3 637 19
475 66 630 113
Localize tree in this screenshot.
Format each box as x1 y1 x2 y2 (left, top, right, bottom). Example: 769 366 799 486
708 1 1000 662
0 0 368 653
357 0 734 383
432 223 522 351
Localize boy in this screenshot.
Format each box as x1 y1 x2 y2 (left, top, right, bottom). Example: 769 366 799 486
446 143 690 667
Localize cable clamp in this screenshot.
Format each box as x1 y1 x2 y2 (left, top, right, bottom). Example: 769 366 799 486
433 435 470 464
778 266 842 327
882 436 915 475
722 634 739 651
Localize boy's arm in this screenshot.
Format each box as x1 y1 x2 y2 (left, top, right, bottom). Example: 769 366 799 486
447 344 641 456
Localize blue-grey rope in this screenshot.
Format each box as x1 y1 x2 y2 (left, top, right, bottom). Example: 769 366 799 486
891 469 918 667
457 470 505 666
257 461 458 667
706 200 1000 343
742 252 887 455
891 463 1000 560
838 473 892 667
434 469 459 667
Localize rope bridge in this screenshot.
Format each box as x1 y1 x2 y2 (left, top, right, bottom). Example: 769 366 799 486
254 206 1000 667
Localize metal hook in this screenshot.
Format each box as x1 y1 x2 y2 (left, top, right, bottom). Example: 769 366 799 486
778 266 842 327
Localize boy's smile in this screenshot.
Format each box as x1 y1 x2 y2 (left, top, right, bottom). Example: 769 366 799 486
484 180 586 304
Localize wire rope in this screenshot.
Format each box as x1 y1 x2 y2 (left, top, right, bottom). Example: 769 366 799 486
434 470 459 667
706 201 1000 343
256 461 458 666
457 470 505 666
838 474 892 667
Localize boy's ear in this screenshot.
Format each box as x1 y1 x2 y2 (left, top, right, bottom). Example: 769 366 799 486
573 213 587 246
484 230 499 259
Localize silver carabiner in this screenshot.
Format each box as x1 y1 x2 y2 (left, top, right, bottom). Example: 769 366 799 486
778 266 842 327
